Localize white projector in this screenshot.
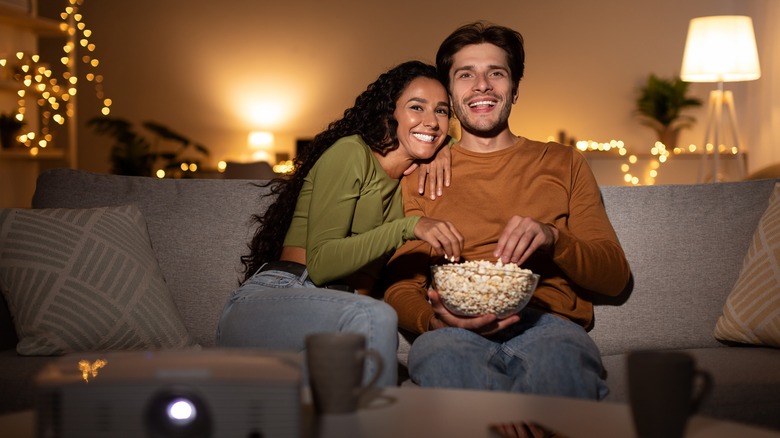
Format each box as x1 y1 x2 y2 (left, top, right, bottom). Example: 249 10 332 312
35 349 302 438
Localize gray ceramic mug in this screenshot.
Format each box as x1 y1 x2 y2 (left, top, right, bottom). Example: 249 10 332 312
627 350 713 438
305 332 384 414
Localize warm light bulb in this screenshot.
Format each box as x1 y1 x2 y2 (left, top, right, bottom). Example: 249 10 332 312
248 131 274 149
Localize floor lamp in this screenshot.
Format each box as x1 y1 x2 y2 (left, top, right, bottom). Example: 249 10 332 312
680 15 761 182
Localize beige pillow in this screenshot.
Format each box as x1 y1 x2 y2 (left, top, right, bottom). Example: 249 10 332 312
0 205 197 355
714 183 780 347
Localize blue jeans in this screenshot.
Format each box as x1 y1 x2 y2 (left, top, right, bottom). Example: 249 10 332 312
216 266 398 387
407 307 608 399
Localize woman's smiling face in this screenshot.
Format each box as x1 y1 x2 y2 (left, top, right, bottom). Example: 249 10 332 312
393 76 450 160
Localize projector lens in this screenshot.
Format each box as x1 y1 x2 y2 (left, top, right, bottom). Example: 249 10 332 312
145 388 211 438
167 398 196 425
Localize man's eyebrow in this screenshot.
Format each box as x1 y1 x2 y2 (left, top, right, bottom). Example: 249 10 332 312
453 65 476 74
452 64 509 74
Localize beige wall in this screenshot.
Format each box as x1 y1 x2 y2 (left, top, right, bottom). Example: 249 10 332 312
38 0 778 184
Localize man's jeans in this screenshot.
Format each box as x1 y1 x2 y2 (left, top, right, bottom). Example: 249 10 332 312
216 266 398 387
408 307 608 399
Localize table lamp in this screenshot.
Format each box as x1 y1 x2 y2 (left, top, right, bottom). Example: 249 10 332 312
680 15 761 182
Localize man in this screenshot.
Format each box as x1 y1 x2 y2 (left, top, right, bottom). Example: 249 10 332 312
383 22 631 399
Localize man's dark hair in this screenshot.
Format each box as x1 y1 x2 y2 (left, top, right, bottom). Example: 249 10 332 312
435 21 525 93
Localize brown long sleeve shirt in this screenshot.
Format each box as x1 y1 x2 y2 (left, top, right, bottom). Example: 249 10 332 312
383 137 631 334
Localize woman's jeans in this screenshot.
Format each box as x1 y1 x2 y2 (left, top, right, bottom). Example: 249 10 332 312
216 266 398 387
408 307 608 400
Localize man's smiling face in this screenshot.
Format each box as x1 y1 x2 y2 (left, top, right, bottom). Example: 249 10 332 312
448 43 517 136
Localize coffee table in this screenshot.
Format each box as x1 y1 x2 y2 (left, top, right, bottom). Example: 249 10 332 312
3 386 779 437
313 386 780 438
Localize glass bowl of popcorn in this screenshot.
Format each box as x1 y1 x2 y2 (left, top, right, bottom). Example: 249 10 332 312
430 260 540 319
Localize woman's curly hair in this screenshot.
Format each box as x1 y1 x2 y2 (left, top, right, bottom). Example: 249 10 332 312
241 60 441 281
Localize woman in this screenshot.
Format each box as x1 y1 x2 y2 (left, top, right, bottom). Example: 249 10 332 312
216 61 464 386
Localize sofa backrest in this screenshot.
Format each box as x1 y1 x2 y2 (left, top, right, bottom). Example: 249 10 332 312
30 168 276 347
11 169 778 355
591 179 778 356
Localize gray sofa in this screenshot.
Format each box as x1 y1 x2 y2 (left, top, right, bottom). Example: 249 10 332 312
1 168 778 431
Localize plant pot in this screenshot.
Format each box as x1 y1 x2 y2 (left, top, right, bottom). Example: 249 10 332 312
656 127 680 150
0 117 23 149
0 128 18 149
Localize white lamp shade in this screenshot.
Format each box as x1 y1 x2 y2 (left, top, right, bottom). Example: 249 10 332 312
248 131 274 150
680 15 761 83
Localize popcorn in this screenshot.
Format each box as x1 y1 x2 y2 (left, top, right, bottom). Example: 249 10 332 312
430 260 539 318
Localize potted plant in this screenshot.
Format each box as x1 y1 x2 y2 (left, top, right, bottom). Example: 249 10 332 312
88 117 209 177
635 74 702 149
0 113 25 150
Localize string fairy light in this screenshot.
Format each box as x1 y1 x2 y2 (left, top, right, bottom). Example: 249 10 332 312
0 0 112 154
557 135 739 186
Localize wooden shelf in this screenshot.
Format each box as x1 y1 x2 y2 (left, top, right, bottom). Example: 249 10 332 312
0 147 64 160
0 4 63 36
0 78 21 92
1 0 74 169
580 150 743 160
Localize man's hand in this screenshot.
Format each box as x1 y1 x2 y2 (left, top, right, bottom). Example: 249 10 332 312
404 145 452 200
428 289 520 336
493 215 559 265
414 217 464 262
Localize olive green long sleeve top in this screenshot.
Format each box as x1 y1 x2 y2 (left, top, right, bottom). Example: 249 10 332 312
283 135 420 290
383 137 631 333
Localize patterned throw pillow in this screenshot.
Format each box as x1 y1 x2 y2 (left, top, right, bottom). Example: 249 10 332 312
714 183 780 347
0 205 197 355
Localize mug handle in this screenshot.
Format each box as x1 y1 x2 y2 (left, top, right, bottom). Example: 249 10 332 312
689 368 713 414
356 349 384 394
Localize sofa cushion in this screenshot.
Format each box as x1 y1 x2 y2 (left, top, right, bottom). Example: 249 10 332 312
0 205 196 355
31 169 274 347
714 183 780 347
591 180 778 355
